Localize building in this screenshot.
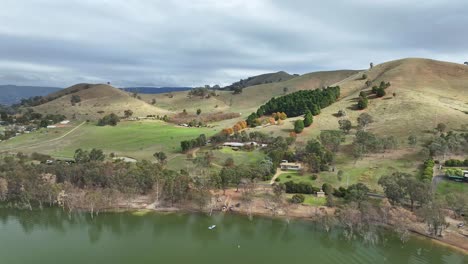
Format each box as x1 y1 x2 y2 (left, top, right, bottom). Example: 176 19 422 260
60 120 70 125
280 162 302 171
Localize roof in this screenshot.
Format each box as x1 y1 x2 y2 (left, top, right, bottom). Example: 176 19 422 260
280 162 301 166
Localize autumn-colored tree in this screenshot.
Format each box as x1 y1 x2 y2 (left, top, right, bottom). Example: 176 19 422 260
279 112 287 120
222 128 233 135
233 124 242 132
269 117 276 125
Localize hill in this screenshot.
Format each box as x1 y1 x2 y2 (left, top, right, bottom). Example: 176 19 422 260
142 70 359 115
0 85 61 105
293 58 468 139
223 71 296 90
122 87 192 94
33 83 171 120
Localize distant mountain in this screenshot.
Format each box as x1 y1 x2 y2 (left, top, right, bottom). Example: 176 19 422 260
0 85 62 105
122 87 192 94
223 71 297 91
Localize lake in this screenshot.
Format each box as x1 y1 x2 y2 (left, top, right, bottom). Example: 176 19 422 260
0 208 465 264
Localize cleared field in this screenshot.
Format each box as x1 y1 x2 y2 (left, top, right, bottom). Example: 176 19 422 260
0 120 217 161
211 147 267 166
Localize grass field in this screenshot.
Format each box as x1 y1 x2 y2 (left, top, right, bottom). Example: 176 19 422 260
212 147 266 166
436 181 468 199
0 120 217 161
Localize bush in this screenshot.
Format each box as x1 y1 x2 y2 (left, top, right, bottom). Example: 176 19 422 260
294 120 305 133
291 194 305 204
310 175 318 180
357 96 368 110
284 181 320 194
98 113 120 126
420 158 435 181
286 175 292 179
444 159 468 167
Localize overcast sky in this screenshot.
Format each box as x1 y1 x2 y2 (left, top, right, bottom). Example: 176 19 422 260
1 0 467 88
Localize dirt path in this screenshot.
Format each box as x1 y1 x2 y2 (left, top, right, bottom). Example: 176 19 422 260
269 169 288 184
0 121 86 152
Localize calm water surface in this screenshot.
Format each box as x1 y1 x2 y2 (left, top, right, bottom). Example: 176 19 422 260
0 209 465 264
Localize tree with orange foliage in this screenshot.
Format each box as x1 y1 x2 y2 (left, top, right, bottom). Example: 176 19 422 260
233 124 242 132
222 128 234 135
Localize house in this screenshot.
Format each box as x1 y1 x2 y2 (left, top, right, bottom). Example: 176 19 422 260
47 125 57 129
223 142 245 148
280 162 302 171
60 120 70 125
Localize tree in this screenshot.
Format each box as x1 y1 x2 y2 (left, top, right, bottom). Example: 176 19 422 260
219 167 234 195
418 199 447 237
153 152 167 165
151 98 156 105
319 130 344 153
357 96 368 110
345 183 369 207
357 113 373 130
70 95 81 105
291 194 305 204
365 80 372 87
338 119 352 134
376 87 386 97
436 123 446 133
283 87 289 94
378 173 407 205
303 110 313 127
124 109 133 118
408 134 417 147
196 109 202 116
337 109 347 117
445 193 468 218
361 74 367 80
89 148 105 161
294 120 305 134
97 113 120 126
224 157 234 167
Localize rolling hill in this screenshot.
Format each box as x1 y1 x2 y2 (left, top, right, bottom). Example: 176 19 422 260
33 83 171 120
142 69 359 115
0 85 61 105
292 58 468 139
122 87 192 94
223 71 297 90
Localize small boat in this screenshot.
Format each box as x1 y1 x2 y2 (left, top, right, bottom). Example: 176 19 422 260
208 225 216 230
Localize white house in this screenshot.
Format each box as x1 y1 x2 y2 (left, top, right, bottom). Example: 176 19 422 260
280 162 302 171
60 120 70 125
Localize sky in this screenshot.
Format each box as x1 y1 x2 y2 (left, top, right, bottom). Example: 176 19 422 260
1 0 467 88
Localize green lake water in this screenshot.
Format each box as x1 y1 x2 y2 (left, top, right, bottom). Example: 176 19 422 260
0 209 466 264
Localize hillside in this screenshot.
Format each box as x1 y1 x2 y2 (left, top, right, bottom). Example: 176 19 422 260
122 87 192 94
294 58 468 139
223 71 296 90
143 70 359 115
0 85 61 105
33 83 171 120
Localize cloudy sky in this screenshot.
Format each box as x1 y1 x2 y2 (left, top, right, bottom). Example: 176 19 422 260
1 0 467 88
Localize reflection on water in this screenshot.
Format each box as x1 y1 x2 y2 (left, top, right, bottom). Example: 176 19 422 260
0 208 465 264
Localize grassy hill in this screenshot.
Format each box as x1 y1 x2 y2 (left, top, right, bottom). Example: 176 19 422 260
223 71 296 90
142 70 359 115
297 58 468 139
33 83 171 120
0 85 61 105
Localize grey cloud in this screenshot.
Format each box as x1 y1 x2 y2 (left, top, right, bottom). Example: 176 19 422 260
0 0 467 88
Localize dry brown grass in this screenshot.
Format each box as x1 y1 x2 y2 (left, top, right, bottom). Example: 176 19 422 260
34 84 171 120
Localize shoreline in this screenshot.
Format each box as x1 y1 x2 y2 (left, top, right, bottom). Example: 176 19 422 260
115 203 468 254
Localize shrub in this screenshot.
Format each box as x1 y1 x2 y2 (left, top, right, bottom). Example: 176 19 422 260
310 175 318 180
357 96 368 110
445 159 468 167
291 194 305 204
97 113 120 126
286 175 292 179
294 120 305 133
